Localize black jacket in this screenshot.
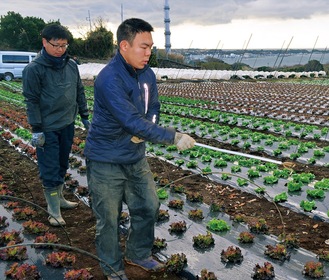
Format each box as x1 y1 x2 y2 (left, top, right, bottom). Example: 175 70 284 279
22 51 88 132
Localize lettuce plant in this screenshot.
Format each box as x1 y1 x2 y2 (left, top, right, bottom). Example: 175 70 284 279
274 192 288 202
263 176 279 184
306 189 325 199
303 261 325 278
300 200 316 212
165 253 187 274
207 219 230 232
193 231 214 249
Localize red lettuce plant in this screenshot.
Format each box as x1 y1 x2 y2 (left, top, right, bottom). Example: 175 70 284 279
0 229 23 246
0 183 14 196
193 231 215 249
158 177 170 186
0 241 28 261
185 191 203 203
34 232 60 248
231 213 247 223
11 138 23 147
4 201 20 209
170 183 185 193
13 207 37 220
65 179 79 188
249 218 269 234
169 221 187 234
221 246 243 264
188 209 204 220
238 231 255 244
318 249 329 262
153 237 167 252
22 220 49 234
303 261 325 278
77 166 87 174
278 233 299 249
5 262 40 279
200 268 217 280
76 185 89 196
46 251 76 267
157 209 170 222
252 262 275 279
168 199 184 209
64 268 94 280
264 244 290 261
165 253 187 274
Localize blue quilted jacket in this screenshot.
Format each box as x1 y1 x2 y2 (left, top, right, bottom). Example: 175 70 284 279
84 51 175 164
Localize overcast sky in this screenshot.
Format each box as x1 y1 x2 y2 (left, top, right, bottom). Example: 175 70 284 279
2 0 329 50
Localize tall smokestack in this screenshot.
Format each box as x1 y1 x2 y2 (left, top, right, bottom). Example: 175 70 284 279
164 0 171 55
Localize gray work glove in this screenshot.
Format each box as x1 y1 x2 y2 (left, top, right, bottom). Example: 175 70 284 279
31 132 45 148
131 136 144 143
174 132 195 151
81 118 90 130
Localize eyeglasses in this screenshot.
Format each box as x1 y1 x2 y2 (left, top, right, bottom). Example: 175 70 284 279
47 40 69 50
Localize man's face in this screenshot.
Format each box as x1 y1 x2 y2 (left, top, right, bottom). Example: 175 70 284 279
121 32 153 69
42 38 68 57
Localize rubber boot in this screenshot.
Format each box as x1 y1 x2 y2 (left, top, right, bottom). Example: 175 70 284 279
43 188 66 226
58 184 78 209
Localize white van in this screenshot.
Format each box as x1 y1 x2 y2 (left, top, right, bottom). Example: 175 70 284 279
0 51 37 81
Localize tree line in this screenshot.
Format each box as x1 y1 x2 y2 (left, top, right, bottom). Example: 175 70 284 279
0 11 114 59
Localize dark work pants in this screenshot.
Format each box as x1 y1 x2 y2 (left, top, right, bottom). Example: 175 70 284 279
36 123 74 190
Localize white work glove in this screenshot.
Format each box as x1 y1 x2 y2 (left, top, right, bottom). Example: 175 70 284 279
131 136 144 143
31 132 45 148
174 132 195 151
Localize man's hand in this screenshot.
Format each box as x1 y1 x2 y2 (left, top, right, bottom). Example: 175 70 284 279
174 132 195 151
31 132 45 148
131 136 144 143
81 118 90 130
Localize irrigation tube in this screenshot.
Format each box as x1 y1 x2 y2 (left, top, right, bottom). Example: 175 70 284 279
195 142 283 165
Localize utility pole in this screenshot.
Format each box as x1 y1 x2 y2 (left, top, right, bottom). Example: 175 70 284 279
86 10 92 32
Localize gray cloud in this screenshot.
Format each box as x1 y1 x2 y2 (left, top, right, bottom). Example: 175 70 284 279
0 0 329 47
2 0 329 30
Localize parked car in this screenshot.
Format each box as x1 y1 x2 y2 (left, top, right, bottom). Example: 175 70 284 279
0 51 37 81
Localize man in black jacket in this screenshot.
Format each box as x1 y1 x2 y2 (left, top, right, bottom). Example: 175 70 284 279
23 24 90 226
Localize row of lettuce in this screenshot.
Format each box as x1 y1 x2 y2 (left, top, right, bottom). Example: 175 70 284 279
1 81 329 220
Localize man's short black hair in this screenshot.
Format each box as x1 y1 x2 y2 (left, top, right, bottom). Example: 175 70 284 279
117 18 154 45
41 24 71 42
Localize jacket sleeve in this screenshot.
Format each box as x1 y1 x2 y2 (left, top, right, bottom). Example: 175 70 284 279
22 64 43 132
75 64 89 119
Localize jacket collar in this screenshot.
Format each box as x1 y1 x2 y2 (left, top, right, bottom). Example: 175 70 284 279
117 50 148 78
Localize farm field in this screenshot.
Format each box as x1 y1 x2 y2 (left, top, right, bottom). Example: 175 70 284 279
1 79 329 279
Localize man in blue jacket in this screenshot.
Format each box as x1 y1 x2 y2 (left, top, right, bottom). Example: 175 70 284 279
84 18 195 280
23 24 90 227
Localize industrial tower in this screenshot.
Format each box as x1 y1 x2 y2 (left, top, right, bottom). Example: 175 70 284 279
164 0 171 54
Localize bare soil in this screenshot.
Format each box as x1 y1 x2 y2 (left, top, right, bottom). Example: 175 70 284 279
1 91 329 279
